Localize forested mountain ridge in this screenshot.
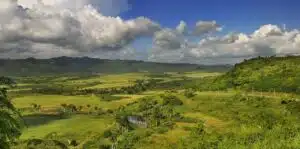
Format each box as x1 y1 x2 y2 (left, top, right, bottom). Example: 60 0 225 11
0 57 231 76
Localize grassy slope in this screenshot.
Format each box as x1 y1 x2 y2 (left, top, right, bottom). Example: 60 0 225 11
134 90 300 149
220 56 300 93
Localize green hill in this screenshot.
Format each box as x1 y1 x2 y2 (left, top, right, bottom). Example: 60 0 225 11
0 57 231 76
220 56 300 93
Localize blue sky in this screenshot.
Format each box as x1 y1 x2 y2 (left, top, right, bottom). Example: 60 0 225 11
121 0 299 33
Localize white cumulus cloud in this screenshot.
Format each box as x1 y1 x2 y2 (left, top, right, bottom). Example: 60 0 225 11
17 0 130 16
194 20 222 35
149 24 300 64
153 29 185 50
176 21 187 34
0 0 160 58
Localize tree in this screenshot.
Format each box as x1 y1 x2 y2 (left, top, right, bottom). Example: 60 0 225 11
0 77 23 149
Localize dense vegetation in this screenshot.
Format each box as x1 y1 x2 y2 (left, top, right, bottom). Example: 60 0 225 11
0 77 23 149
3 55 300 149
224 56 300 93
190 56 300 94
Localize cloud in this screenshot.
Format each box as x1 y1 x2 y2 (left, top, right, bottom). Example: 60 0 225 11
153 29 185 50
148 48 184 63
85 47 138 60
149 24 300 64
152 21 189 51
17 0 130 16
0 0 160 58
251 24 283 38
194 20 222 35
176 21 187 34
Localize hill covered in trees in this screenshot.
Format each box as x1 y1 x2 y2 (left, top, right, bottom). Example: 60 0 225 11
0 57 231 76
216 56 300 93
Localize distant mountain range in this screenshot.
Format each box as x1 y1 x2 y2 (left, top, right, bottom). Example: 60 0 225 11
0 57 232 76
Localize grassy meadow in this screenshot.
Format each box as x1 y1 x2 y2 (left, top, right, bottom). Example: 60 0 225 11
4 58 300 149
9 71 222 148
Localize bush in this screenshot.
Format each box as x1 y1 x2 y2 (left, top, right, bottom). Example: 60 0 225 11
281 100 288 104
103 130 113 138
175 116 198 123
138 97 158 111
184 89 196 98
31 103 41 111
161 94 183 106
107 109 114 114
60 103 67 107
99 94 123 102
68 139 78 147
78 105 83 111
67 104 77 112
154 127 169 134
99 144 111 149
27 139 68 149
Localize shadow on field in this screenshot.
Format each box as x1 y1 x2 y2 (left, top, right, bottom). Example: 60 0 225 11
23 114 68 127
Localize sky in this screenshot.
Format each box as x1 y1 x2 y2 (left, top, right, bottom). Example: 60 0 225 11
123 0 299 32
0 0 299 64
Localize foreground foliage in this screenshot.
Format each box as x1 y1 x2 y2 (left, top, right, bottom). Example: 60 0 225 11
0 77 23 149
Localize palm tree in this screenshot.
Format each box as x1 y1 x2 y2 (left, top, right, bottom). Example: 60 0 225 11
0 77 23 149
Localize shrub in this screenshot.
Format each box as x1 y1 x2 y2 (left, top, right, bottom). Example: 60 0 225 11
27 139 68 149
99 144 111 149
107 109 114 114
184 89 196 98
60 103 67 108
31 103 38 109
281 100 288 104
99 94 123 102
192 121 206 136
78 106 83 111
154 127 169 134
68 139 78 147
67 104 77 112
96 108 105 116
138 97 158 111
161 94 183 106
103 130 113 138
31 103 41 111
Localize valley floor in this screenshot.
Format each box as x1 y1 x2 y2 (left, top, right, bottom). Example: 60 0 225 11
8 71 300 149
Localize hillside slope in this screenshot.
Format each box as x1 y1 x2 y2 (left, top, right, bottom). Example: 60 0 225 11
221 56 300 93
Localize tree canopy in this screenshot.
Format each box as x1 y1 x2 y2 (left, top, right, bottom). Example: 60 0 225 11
0 76 22 149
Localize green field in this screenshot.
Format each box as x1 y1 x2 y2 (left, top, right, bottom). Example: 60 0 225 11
2 57 300 149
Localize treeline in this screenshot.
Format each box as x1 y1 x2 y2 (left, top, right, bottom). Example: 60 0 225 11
30 79 162 96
